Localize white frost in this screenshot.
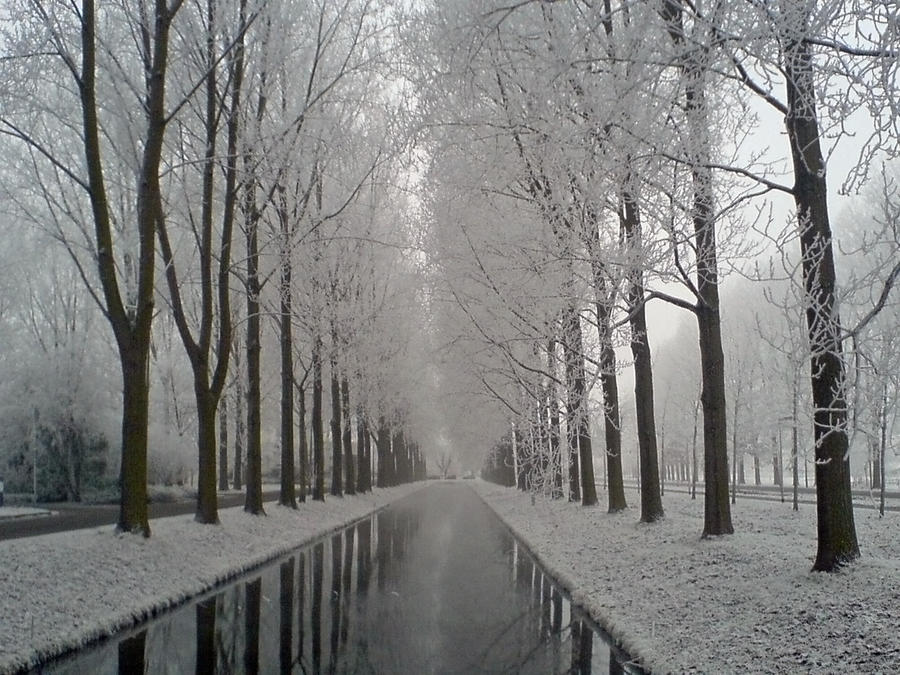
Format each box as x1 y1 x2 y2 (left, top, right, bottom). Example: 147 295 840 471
474 482 900 673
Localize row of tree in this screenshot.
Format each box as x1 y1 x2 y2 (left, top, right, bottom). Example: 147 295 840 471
0 1 896 575
413 0 898 572
0 0 433 530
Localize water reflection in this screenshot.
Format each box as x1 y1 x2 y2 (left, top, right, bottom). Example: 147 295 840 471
31 486 643 674
117 630 145 675
195 596 216 675
279 558 294 675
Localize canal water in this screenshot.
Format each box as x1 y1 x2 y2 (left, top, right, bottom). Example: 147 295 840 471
31 483 641 674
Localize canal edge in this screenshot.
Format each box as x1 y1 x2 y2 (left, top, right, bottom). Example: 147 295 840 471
466 482 651 674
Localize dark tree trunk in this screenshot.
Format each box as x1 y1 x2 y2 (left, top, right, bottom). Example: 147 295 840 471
392 428 408 484
153 0 242 526
660 0 732 536
234 360 244 491
218 394 229 492
356 412 367 493
298 384 307 503
597 295 627 513
80 0 176 536
330 358 342 497
195 386 218 523
376 417 390 488
782 7 858 569
697 301 733 534
119 348 151 535
278 237 296 508
244 215 263 515
621 191 664 523
562 301 597 506
363 417 372 491
312 339 325 501
342 378 355 495
588 226 627 511
545 339 564 499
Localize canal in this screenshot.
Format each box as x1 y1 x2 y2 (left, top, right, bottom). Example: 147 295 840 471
31 483 641 674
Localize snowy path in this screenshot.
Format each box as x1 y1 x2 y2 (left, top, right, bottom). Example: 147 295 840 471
0 484 425 674
474 481 900 674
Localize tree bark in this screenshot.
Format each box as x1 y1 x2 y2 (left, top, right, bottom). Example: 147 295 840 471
244 210 263 515
278 225 296 508
79 0 177 536
342 378 355 495
595 281 627 512
218 394 229 492
329 356 343 497
661 0 732 536
356 411 367 493
118 347 151 535
562 301 597 506
622 191 664 523
782 1 859 569
298 383 307 503
312 338 325 501
234 355 244 491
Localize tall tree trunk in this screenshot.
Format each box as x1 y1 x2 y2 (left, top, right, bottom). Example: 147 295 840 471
278 226 296 508
376 417 389 488
661 0 732 536
622 190 664 523
218 394 229 492
79 0 177 536
298 383 307 503
546 339 564 499
782 1 858 569
589 227 627 511
312 338 325 501
119 347 151 534
330 357 343 497
195 386 218 523
356 411 367 493
363 416 372 491
596 288 627 513
562 300 597 506
244 209 263 514
342 378 355 495
234 354 244 491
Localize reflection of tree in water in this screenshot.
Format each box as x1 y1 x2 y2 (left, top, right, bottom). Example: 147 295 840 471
195 595 217 675
243 577 261 675
279 557 294 675
329 533 342 673
117 629 145 675
340 527 354 646
50 491 642 674
215 584 240 673
297 551 305 670
311 541 324 674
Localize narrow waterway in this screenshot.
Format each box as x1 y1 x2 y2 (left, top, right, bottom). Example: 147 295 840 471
32 483 640 674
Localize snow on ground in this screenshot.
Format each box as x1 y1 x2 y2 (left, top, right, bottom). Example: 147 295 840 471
474 482 900 674
0 484 424 674
0 507 50 520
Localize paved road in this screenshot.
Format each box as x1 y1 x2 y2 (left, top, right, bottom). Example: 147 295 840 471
0 490 281 541
620 481 900 512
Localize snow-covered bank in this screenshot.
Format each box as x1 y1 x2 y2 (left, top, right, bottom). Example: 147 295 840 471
0 484 424 674
474 481 900 674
